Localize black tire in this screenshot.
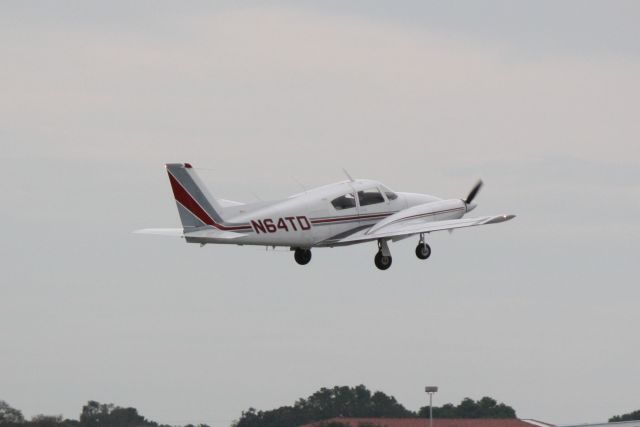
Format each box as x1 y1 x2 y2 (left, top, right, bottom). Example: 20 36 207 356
415 243 431 260
294 248 312 265
374 251 392 270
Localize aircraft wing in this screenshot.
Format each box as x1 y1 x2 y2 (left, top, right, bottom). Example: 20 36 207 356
332 214 516 245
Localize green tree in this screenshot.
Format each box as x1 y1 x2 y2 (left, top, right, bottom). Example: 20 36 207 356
418 396 516 418
0 400 25 424
610 409 640 422
234 385 413 427
79 401 157 427
30 415 63 427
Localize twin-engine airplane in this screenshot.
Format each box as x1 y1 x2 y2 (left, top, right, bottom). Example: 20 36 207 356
137 163 515 270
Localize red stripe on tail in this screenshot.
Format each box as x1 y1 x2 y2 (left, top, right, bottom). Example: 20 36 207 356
168 172 215 227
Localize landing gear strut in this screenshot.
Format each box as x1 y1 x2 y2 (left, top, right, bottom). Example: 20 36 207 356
294 248 312 265
415 233 431 260
374 239 392 270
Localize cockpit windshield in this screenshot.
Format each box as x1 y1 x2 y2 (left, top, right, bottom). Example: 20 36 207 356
381 186 398 201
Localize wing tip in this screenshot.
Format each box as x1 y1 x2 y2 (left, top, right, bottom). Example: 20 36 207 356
484 214 516 225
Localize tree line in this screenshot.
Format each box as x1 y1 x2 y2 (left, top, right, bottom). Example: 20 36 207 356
232 385 516 427
3 386 639 427
0 400 208 427
610 409 640 422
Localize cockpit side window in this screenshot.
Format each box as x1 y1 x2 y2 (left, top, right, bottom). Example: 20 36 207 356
331 193 356 210
358 188 385 206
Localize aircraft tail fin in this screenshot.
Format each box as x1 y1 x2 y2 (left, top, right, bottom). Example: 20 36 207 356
165 163 228 229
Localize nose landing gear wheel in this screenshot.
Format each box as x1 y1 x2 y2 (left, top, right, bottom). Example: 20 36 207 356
415 243 431 260
374 251 392 270
294 248 312 265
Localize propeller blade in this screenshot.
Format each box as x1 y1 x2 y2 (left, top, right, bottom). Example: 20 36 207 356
465 180 483 204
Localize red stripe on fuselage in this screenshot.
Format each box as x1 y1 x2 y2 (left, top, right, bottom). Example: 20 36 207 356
310 212 393 224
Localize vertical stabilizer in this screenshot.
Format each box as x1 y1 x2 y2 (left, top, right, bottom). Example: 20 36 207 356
165 163 228 229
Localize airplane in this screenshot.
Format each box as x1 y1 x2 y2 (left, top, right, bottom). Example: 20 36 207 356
136 163 515 270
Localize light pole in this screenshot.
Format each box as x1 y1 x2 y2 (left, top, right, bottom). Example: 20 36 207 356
424 386 438 427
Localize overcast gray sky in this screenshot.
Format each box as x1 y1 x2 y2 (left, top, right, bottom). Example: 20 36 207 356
1 1 639 426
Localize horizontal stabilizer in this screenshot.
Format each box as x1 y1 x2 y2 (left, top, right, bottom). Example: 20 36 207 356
134 228 184 237
134 227 247 240
184 228 247 240
218 198 245 207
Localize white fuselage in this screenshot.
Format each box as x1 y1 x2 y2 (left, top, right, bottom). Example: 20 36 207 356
184 179 467 248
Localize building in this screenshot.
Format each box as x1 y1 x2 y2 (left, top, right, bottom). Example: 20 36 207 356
299 418 554 427
560 422 640 427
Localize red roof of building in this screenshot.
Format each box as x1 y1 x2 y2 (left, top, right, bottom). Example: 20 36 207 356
299 418 554 427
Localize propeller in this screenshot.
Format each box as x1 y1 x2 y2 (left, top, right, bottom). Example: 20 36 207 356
464 180 483 205
451 180 483 234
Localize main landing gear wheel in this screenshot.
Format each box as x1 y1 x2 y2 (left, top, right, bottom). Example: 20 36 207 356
415 242 431 260
294 248 312 265
374 251 392 270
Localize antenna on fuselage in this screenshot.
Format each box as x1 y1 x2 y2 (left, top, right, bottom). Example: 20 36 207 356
292 176 308 193
342 168 355 182
249 190 263 202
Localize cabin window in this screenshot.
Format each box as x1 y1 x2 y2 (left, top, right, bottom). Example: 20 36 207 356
358 188 385 206
331 193 356 210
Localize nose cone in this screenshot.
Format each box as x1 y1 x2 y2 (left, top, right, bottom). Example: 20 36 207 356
466 202 477 212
